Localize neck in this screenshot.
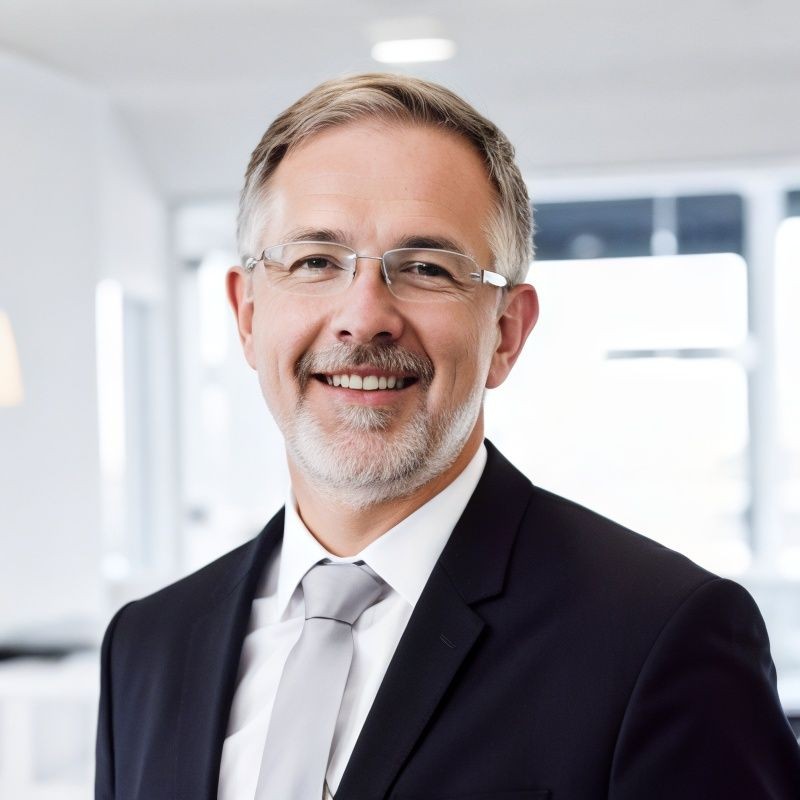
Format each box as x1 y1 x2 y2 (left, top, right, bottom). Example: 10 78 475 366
288 425 484 557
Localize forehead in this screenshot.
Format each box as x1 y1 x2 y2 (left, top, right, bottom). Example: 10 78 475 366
261 120 496 258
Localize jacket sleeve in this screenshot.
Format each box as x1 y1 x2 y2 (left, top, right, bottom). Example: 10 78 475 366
95 603 133 800
609 577 800 799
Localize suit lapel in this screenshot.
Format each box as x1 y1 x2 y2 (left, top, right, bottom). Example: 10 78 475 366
337 441 534 800
335 561 484 800
174 510 284 800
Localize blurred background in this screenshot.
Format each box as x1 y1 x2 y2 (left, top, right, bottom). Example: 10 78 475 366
1 0 799 796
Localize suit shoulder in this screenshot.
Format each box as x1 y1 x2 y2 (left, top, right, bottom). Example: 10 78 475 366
144 537 255 607
517 482 719 604
107 509 283 636
108 539 250 645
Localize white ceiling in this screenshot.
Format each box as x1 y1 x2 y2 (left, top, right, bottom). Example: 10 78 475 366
2 0 799 200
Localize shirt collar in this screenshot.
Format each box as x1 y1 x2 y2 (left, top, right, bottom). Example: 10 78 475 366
277 443 487 617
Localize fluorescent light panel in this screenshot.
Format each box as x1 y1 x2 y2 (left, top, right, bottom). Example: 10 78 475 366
371 38 456 64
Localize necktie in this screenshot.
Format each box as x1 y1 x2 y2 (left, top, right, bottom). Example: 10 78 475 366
255 561 385 799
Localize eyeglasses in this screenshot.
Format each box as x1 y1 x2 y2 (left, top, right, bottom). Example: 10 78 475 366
244 240 508 302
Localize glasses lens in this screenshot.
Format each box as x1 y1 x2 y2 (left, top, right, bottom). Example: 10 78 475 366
263 242 354 295
383 249 477 301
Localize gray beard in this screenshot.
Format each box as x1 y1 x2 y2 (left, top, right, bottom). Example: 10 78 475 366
275 342 483 509
281 364 482 510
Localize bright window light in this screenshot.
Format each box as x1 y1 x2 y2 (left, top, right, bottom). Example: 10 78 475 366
198 250 232 368
371 38 456 64
776 217 800 451
487 252 751 576
96 280 126 478
96 279 127 553
776 216 800 572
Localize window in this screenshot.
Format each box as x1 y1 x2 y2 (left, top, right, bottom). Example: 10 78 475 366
488 249 750 573
492 194 749 569
533 194 743 260
776 213 800 569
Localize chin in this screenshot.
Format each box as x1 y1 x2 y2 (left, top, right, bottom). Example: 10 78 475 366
284 394 481 510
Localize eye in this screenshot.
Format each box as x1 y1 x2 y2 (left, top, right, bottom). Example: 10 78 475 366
402 261 456 281
291 255 342 272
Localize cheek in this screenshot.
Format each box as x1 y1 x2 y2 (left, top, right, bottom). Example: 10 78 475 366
427 309 496 394
457 303 498 360
251 297 322 378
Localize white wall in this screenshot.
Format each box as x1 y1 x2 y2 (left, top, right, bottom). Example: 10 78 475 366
0 49 168 636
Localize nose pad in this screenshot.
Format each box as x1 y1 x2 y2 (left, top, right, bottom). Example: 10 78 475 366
352 255 399 300
355 255 389 280
348 256 395 297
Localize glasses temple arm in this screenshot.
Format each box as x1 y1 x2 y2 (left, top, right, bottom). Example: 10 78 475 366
478 269 508 287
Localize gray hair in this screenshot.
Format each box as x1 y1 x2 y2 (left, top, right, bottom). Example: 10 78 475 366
238 73 533 285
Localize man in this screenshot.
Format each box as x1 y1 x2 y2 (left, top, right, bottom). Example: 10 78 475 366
95 74 800 799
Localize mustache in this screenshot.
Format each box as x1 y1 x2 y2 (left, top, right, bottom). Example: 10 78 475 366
296 343 434 389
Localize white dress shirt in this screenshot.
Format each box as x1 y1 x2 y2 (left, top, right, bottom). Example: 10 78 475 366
217 444 487 800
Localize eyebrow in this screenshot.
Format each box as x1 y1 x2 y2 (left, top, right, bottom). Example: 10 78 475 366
281 227 350 245
279 228 472 258
394 235 471 257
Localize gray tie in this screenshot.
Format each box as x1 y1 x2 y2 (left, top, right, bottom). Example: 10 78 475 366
255 561 385 799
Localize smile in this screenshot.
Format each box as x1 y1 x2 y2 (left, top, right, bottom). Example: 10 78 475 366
314 373 416 391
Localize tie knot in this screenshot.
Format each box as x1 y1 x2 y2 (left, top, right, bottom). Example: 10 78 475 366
301 562 384 625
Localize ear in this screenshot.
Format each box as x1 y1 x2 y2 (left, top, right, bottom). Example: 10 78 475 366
226 266 257 369
486 283 539 389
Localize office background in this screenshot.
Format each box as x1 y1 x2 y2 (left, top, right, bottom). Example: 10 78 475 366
0 0 799 796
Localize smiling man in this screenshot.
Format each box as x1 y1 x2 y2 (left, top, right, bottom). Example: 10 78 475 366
96 74 800 800
230 118 532 550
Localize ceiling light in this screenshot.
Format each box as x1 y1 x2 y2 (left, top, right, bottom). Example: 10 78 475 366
371 38 456 64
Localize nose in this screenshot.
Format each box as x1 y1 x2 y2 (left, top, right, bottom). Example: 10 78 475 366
329 256 405 344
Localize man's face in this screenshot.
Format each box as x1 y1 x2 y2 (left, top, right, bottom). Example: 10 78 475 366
229 120 531 506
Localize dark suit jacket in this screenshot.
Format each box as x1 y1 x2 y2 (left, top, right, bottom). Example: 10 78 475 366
96 442 800 799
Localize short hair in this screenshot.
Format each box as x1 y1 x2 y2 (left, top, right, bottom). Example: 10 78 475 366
238 73 533 285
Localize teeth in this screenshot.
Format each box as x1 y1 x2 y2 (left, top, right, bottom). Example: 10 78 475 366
324 373 410 390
